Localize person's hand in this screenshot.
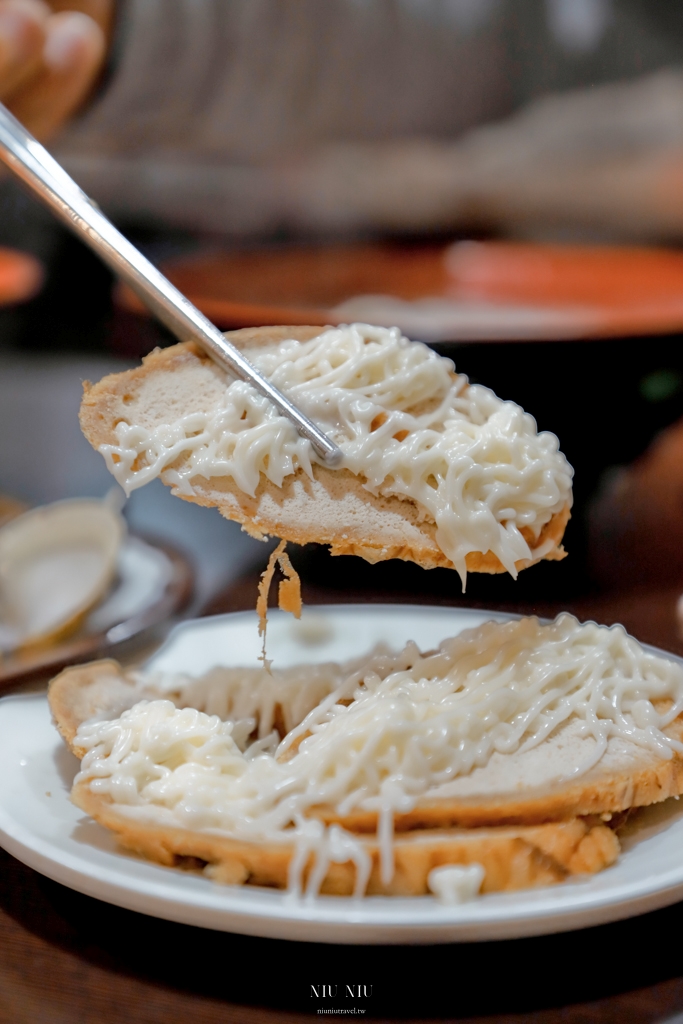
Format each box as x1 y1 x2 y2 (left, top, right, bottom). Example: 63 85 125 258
0 0 112 140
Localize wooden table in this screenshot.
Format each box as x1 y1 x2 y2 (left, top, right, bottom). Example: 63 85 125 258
3 555 683 1024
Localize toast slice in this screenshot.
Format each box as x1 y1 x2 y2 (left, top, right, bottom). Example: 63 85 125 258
50 655 683 832
79 327 571 575
50 660 619 895
70 783 619 895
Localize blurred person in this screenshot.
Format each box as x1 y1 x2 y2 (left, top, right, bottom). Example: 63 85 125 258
2 0 683 243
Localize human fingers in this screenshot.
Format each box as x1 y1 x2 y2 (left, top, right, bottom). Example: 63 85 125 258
6 9 105 139
46 1 114 40
0 0 49 100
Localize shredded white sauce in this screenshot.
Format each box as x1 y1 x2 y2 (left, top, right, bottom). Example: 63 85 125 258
428 863 485 904
100 324 573 583
74 615 683 897
135 651 389 745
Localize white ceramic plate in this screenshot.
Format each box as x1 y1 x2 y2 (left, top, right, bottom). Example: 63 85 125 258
2 604 683 945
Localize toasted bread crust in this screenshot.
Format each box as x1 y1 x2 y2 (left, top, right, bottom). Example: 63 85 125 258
79 329 570 574
313 738 683 830
71 783 618 895
49 658 136 758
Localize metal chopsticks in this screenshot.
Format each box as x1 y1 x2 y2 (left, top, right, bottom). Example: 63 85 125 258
0 103 343 465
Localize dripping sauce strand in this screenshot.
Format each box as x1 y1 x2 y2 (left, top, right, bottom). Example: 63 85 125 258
256 540 302 666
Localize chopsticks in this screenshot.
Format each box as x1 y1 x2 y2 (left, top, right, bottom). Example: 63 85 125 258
0 103 343 466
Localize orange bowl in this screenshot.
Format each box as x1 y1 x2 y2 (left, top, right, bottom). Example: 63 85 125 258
116 241 683 342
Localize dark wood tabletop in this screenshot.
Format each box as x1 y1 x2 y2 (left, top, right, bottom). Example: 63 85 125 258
4 550 683 1024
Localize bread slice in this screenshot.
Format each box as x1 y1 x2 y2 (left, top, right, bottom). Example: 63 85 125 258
79 327 570 574
49 659 618 895
53 655 683 897
51 658 683 829
70 784 618 895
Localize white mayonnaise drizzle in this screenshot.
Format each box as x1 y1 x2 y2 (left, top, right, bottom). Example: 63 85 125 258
100 324 573 582
74 615 683 897
428 863 485 904
135 650 390 744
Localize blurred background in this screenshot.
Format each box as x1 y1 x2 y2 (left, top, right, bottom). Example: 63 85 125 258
4 0 683 666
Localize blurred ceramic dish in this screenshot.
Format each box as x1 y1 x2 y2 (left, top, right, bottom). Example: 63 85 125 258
0 498 125 652
0 247 43 307
117 241 683 342
0 534 192 684
3 605 683 944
